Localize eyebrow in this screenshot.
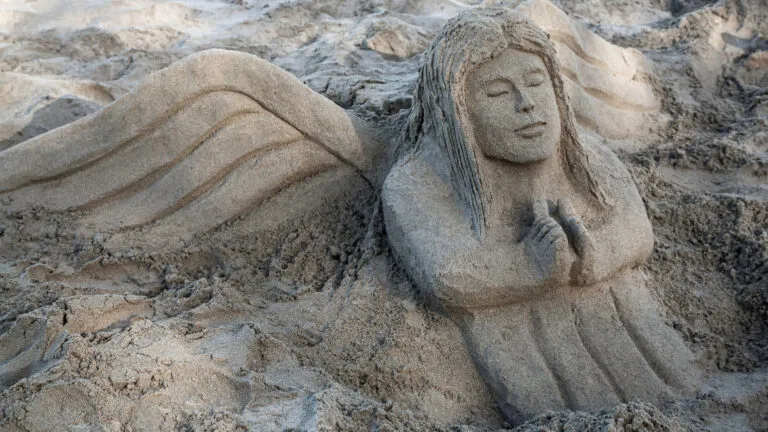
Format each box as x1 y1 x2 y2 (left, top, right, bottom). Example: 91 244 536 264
479 74 511 88
478 68 547 88
525 67 546 76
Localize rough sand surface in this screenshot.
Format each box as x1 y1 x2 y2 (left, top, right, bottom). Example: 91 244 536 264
1 0 767 431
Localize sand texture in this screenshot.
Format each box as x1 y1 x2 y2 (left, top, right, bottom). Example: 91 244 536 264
1 0 767 431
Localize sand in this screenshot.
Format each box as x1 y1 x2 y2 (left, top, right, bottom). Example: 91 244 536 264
0 0 767 431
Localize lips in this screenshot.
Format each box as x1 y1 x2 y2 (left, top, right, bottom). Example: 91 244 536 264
514 121 546 138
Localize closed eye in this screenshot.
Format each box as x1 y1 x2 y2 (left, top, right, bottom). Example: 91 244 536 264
485 80 511 97
487 88 510 97
526 71 546 87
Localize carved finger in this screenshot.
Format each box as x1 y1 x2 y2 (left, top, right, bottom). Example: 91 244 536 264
542 229 558 246
554 235 570 261
555 198 591 257
556 198 578 222
557 198 584 234
571 227 588 257
528 219 546 241
536 219 558 241
544 219 561 240
570 228 596 285
542 223 565 245
532 198 549 221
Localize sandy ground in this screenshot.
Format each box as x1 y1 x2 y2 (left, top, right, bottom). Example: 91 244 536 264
0 0 767 431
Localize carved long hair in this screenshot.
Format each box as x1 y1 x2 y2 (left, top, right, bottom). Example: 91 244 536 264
406 7 609 236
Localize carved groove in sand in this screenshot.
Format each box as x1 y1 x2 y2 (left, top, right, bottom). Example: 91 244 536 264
0 50 375 241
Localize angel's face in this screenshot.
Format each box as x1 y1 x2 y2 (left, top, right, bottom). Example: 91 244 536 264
466 48 560 164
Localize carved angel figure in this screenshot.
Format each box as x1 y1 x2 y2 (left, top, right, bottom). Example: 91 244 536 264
382 8 699 423
0 5 699 425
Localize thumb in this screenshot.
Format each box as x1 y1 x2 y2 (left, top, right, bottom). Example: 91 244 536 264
557 198 587 256
532 198 549 221
556 198 578 223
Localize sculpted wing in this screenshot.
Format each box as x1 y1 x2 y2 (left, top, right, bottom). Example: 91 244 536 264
0 49 380 245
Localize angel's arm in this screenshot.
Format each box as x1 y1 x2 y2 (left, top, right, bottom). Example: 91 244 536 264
564 146 654 285
584 184 654 284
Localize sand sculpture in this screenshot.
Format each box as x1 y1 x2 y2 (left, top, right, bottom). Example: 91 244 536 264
0 3 700 425
382 8 700 423
0 0 660 246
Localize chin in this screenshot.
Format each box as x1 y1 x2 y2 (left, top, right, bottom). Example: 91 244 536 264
490 142 557 164
507 152 553 164
477 131 559 164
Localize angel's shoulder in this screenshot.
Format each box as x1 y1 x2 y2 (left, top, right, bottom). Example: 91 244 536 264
383 151 473 243
582 139 637 195
383 153 454 205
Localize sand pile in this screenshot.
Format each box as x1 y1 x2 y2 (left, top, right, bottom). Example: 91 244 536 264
1 0 767 431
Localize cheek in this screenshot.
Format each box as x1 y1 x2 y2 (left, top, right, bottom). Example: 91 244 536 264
476 100 517 127
539 88 559 119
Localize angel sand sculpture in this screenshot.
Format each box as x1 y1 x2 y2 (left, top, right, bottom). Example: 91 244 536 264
382 8 701 423
0 4 700 425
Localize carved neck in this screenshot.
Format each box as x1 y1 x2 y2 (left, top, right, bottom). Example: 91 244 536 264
480 152 572 239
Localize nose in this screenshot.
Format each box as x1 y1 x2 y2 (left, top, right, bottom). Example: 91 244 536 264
516 89 535 113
